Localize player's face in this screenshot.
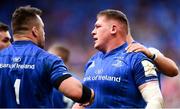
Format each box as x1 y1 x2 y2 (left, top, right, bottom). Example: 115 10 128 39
36 15 45 49
0 31 11 50
91 16 112 52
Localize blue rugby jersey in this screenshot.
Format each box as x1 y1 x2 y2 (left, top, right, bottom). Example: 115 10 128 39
52 88 67 107
0 41 70 107
83 42 160 108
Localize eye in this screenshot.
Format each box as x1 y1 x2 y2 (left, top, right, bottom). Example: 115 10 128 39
2 37 10 43
95 25 101 28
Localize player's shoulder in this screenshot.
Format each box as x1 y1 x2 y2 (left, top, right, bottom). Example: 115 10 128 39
127 51 148 63
84 52 100 70
0 45 13 56
88 51 101 61
0 48 7 54
37 48 60 62
36 49 64 70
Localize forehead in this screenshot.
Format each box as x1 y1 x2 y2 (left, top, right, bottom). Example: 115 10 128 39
0 31 11 39
96 15 108 24
95 15 120 26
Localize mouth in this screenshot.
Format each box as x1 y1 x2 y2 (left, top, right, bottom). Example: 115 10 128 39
93 37 98 42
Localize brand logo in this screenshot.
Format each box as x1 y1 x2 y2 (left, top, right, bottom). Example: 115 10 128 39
12 57 21 63
88 61 95 68
95 68 103 74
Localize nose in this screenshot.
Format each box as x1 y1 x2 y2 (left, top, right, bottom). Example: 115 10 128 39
91 29 96 36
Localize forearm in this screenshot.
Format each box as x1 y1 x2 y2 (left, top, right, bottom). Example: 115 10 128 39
147 47 179 77
139 81 164 109
58 77 94 105
154 54 179 77
146 100 163 109
126 43 179 77
59 77 82 101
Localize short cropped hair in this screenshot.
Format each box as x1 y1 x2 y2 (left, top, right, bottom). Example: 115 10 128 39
0 22 9 31
97 9 130 35
11 5 42 34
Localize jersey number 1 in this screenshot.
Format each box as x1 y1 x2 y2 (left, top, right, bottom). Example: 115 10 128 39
14 79 21 104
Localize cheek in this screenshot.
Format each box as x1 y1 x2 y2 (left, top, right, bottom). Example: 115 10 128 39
0 43 7 49
98 30 108 40
5 42 10 46
39 30 45 40
41 29 45 36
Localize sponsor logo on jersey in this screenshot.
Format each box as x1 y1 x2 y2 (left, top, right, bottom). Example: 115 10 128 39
83 75 121 83
0 63 35 69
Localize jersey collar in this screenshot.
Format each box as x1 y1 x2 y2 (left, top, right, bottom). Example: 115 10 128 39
100 42 128 58
12 40 36 45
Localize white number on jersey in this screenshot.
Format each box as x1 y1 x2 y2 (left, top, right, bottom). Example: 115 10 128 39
14 79 21 104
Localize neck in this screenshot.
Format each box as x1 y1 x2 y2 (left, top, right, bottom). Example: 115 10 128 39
105 36 126 53
13 34 37 45
126 34 134 44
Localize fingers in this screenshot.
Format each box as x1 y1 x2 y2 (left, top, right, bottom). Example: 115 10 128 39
72 103 85 109
133 48 145 53
126 43 153 58
126 43 144 53
79 102 89 106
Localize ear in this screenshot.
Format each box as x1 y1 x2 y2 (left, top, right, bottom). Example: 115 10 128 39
32 26 38 38
111 25 117 35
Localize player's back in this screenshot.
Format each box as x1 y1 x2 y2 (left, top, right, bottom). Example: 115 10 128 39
0 41 63 107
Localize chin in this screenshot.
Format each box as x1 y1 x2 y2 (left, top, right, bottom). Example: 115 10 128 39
94 44 98 49
94 45 101 51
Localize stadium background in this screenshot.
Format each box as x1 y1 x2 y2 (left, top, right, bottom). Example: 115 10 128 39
0 0 180 107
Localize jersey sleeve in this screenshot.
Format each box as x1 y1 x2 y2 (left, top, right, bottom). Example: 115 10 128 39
132 53 159 87
46 54 71 88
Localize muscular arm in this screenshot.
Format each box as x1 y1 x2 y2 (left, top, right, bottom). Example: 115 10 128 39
139 81 164 109
58 77 94 106
126 43 179 77
150 49 179 77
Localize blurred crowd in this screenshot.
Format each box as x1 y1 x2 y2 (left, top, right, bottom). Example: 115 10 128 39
0 0 180 107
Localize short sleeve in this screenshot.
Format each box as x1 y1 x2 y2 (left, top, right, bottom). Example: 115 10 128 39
132 53 159 87
46 54 70 87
